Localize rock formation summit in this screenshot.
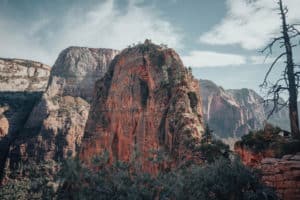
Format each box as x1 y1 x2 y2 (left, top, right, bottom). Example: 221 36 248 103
80 41 204 173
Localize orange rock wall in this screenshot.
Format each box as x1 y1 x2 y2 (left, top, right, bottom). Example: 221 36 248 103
235 146 300 200
260 155 300 200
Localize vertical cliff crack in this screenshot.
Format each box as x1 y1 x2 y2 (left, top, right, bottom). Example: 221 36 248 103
139 79 149 108
188 92 198 112
112 133 119 161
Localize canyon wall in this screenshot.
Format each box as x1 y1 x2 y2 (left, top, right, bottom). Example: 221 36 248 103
0 58 51 179
200 79 290 142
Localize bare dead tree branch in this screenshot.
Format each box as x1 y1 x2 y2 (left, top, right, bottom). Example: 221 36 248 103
260 0 300 138
260 52 286 86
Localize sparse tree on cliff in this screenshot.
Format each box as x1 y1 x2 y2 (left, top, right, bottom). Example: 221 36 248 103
202 123 213 144
261 0 300 139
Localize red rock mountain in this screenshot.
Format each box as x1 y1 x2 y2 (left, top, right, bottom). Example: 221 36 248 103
80 41 204 173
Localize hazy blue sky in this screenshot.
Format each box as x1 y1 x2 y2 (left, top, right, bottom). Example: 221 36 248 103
0 0 300 95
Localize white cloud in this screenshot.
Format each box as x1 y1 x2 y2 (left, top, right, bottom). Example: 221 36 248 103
181 51 247 68
0 0 182 65
248 55 278 64
199 0 300 50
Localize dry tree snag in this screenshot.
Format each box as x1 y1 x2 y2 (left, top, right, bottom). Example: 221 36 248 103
261 0 300 139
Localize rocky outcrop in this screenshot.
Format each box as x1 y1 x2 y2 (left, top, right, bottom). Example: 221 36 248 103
260 155 300 200
7 47 118 168
80 41 204 174
234 144 276 167
200 79 291 142
0 58 51 180
236 146 300 200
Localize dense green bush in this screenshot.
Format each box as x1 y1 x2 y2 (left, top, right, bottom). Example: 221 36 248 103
1 157 277 200
195 124 230 163
55 154 277 200
236 124 300 156
181 159 277 200
0 161 58 200
197 140 230 163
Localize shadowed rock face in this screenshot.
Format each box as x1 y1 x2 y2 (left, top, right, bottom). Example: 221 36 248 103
8 47 119 169
0 58 51 180
80 41 204 174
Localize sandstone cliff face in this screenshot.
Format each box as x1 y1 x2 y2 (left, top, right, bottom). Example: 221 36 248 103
200 79 292 141
0 58 51 180
200 80 244 139
0 58 50 137
260 155 300 200
8 47 118 166
234 144 276 167
0 58 50 92
80 41 204 174
235 146 300 200
227 88 266 134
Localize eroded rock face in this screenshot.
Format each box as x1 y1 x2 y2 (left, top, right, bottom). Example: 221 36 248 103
236 147 300 200
9 47 119 166
200 79 294 142
260 155 300 200
234 144 275 167
48 47 119 101
0 58 50 137
200 80 244 139
80 41 204 174
0 58 51 180
0 58 50 92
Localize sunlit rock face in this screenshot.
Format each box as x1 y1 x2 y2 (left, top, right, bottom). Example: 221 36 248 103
0 58 50 137
8 47 119 169
200 80 270 144
200 80 245 139
80 41 204 174
0 58 51 180
200 79 294 144
0 58 50 92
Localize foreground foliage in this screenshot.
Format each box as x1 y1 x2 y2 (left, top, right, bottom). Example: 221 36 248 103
236 124 300 156
0 147 278 200
56 155 277 200
0 137 277 200
0 161 58 199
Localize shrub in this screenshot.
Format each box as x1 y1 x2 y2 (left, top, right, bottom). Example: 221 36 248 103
180 159 278 200
56 154 277 200
236 124 300 156
198 140 230 163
